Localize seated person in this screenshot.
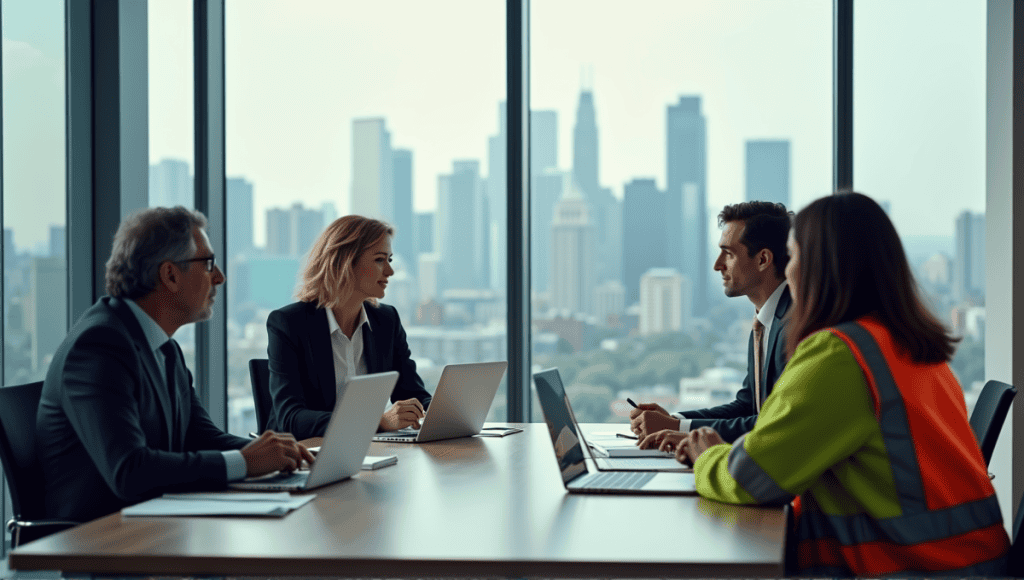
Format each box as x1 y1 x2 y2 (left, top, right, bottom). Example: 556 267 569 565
630 202 792 442
266 215 431 440
643 192 1008 576
37 207 313 524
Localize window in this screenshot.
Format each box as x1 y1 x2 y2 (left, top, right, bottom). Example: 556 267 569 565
225 0 506 435
2 0 66 552
853 0 986 410
148 1 197 372
529 0 831 422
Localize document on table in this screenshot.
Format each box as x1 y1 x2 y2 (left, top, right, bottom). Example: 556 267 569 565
588 440 674 458
122 492 315 517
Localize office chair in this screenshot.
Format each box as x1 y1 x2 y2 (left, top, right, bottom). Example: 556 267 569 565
0 381 79 546
969 380 1017 466
249 358 272 434
1010 488 1024 577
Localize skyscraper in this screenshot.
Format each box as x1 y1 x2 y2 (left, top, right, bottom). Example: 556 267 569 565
149 158 193 208
351 118 393 222
392 149 415 273
572 89 621 286
665 96 707 316
265 203 324 258
226 177 254 258
639 268 688 336
551 187 595 316
532 169 564 293
438 160 487 292
745 139 791 207
487 103 507 292
49 225 65 258
954 210 985 303
622 178 667 305
414 211 434 257
532 110 558 174
28 256 65 370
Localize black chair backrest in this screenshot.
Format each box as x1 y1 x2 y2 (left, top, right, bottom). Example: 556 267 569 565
249 358 272 433
969 380 1017 466
0 382 47 534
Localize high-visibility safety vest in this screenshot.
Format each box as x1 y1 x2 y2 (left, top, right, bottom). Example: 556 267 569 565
692 317 1010 577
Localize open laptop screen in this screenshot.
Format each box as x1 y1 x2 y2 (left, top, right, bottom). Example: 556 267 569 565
533 369 587 484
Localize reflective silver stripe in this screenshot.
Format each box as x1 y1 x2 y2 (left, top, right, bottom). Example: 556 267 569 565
727 434 795 505
833 322 928 514
796 494 1004 546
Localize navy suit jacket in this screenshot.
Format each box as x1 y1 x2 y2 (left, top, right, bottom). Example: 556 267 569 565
266 300 431 440
36 297 251 523
680 286 792 442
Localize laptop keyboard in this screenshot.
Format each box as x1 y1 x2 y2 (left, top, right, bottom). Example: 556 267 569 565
586 470 657 490
261 472 307 485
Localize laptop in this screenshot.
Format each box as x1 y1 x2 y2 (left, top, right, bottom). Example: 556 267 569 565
533 368 698 494
230 371 399 491
373 361 508 443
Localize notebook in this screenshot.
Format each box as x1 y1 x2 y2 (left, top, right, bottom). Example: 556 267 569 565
230 371 399 491
373 361 508 443
533 368 698 494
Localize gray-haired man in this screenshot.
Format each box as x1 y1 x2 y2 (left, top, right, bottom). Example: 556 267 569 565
37 206 313 523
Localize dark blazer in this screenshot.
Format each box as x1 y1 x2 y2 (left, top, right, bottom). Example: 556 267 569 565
680 285 792 443
36 297 251 523
266 300 431 440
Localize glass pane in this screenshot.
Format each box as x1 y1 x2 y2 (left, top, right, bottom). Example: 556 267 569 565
530 0 832 422
2 0 67 552
225 0 507 435
854 0 985 410
148 1 196 373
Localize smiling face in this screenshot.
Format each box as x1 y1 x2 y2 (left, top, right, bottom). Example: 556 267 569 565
712 220 763 298
351 236 394 302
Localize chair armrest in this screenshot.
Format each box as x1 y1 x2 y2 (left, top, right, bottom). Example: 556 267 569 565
6 518 80 534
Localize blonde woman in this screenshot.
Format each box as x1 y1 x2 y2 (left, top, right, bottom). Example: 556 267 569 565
266 215 430 440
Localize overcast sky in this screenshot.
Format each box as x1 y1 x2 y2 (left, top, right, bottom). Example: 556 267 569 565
3 0 985 253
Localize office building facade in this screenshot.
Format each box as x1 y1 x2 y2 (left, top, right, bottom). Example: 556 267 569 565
745 139 791 207
666 96 708 316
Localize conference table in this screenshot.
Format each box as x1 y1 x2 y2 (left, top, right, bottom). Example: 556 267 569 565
10 424 788 578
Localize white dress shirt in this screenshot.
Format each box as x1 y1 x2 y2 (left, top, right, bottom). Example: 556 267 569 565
124 299 246 481
673 280 789 431
326 305 371 404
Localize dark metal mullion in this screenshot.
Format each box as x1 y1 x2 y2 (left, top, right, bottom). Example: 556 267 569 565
0 0 5 557
1011 0 1024 525
506 0 531 422
834 0 853 191
194 0 228 427
66 1 94 328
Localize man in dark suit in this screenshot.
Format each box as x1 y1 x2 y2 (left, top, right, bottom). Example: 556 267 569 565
631 202 793 443
266 299 432 440
37 207 314 523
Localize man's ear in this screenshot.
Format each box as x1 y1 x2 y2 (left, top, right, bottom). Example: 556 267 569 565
758 249 774 272
158 261 181 293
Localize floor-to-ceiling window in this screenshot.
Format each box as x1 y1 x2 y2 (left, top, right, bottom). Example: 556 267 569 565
854 0 986 411
528 0 831 422
224 0 507 435
1 0 66 553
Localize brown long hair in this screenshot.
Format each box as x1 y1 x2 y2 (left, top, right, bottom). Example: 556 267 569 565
785 192 957 363
296 215 393 309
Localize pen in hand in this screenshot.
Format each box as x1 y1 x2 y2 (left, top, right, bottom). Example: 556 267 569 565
616 432 639 440
627 398 639 408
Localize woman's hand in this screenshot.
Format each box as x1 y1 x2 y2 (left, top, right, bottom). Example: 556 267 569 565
379 398 425 431
676 427 726 466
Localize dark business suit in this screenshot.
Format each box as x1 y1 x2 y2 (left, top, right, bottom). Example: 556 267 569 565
36 297 251 523
680 286 791 443
266 300 432 440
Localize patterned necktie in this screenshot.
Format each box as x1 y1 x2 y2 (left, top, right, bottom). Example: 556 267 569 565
752 316 766 413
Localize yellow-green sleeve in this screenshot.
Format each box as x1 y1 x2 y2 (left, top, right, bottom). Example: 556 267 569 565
694 331 879 504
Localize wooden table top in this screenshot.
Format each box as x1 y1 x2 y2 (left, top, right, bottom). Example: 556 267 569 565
10 424 786 577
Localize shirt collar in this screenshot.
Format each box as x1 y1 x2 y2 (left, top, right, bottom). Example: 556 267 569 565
326 304 372 335
756 280 788 328
124 298 173 352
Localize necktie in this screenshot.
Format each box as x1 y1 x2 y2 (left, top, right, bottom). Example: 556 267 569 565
159 340 181 447
752 316 765 413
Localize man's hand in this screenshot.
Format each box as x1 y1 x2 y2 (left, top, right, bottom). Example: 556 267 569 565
379 398 425 431
240 431 316 477
675 427 726 466
638 429 686 453
629 403 677 438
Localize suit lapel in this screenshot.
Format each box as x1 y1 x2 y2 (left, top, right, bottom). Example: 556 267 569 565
761 286 792 395
309 303 338 410
108 297 175 447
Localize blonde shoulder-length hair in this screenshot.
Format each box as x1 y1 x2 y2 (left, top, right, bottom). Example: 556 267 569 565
296 215 394 310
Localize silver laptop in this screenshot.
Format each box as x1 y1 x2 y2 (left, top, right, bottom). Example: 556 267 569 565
373 361 508 443
533 368 697 494
231 371 399 491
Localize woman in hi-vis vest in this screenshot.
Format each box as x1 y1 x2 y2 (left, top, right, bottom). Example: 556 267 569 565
641 192 1009 577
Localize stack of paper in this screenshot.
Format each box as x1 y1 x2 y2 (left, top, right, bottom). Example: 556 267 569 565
122 492 315 517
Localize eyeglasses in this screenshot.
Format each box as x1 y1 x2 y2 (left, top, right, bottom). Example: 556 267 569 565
174 255 216 272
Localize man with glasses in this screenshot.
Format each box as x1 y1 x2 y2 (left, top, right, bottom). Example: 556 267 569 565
37 206 314 523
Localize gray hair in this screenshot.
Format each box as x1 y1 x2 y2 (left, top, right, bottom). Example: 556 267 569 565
105 206 208 299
